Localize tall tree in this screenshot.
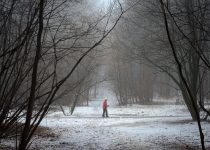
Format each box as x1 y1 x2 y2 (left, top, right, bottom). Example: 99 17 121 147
0 0 124 149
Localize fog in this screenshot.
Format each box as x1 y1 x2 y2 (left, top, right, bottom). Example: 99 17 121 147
0 0 210 149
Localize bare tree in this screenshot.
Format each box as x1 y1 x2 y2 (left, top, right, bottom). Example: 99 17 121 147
158 0 210 149
0 0 124 149
113 0 210 121
107 1 176 105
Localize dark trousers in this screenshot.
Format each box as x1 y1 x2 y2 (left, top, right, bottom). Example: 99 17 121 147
102 108 108 117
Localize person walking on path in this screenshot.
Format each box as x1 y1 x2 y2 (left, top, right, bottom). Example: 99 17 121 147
102 98 109 117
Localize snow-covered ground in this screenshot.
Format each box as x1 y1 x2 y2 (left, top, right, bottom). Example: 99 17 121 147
1 105 210 150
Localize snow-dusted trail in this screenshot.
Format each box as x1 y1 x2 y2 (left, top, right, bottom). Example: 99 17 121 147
1 105 210 150
35 105 210 150
54 115 189 119
37 116 210 150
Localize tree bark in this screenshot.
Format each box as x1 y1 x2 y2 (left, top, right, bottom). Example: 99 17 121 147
19 0 45 149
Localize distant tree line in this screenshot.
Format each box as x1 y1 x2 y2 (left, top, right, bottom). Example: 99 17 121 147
108 0 210 120
108 1 179 105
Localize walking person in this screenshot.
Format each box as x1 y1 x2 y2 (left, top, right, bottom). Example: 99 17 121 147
102 98 109 117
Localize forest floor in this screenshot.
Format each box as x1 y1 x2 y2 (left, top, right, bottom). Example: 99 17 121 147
1 105 210 150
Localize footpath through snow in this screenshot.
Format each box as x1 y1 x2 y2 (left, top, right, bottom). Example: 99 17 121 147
1 105 210 150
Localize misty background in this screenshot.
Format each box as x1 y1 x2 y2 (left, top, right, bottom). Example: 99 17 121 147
1 0 210 149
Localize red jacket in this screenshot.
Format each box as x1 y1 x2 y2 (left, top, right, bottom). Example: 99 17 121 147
102 100 107 109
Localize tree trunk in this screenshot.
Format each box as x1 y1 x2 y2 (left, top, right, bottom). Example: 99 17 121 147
19 0 44 149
